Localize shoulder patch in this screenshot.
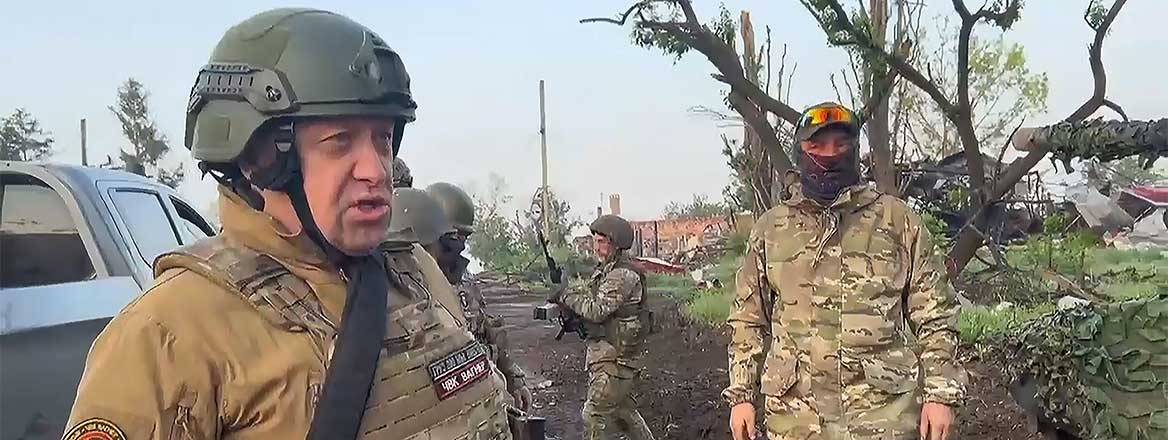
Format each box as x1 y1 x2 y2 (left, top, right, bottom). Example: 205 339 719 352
64 418 126 440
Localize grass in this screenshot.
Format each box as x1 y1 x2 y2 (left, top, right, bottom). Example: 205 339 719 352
958 303 1057 344
686 290 733 325
647 243 1166 339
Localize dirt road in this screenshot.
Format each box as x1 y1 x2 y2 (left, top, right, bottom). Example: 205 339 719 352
481 276 1041 440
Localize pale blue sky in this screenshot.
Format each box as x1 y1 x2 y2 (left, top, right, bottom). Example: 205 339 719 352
2 1 1165 222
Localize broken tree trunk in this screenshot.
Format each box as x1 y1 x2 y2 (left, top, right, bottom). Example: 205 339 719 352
1012 118 1168 168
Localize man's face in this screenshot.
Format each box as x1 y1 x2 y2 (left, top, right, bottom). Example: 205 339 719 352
296 117 395 255
592 233 614 260
799 126 856 170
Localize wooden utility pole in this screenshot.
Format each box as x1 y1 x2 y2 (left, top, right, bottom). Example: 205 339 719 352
539 80 550 236
80 118 88 166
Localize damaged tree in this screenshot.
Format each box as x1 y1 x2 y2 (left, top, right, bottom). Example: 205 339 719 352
801 0 1130 275
1012 118 1168 169
583 0 900 210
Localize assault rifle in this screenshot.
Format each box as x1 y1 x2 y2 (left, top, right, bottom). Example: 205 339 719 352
531 228 586 340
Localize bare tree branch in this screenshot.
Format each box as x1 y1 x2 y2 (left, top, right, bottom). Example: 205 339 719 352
994 0 1127 202
808 0 959 119
1102 99 1129 122
580 0 655 25
1067 0 1127 121
728 91 795 172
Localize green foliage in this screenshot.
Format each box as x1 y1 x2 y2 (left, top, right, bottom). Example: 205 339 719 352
725 229 749 257
900 25 1048 158
649 273 700 301
663 193 729 219
1085 0 1109 30
467 173 588 277
468 173 530 273
0 108 54 162
921 210 950 243
721 136 757 214
1010 215 1099 278
686 290 733 324
109 78 185 188
630 3 735 62
646 255 742 325
519 186 582 247
959 303 1054 344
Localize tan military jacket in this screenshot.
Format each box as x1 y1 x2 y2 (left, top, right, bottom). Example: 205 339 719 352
457 273 528 391
723 179 966 414
559 255 647 377
64 187 509 439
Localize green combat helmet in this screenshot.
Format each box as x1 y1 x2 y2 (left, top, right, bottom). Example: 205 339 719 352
1002 294 1168 440
387 188 454 247
589 214 634 250
426 182 475 234
184 7 416 260
392 157 413 188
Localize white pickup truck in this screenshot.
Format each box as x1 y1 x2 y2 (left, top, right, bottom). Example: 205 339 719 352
1 161 217 440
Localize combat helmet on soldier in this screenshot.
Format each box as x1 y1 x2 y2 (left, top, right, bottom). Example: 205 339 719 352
392 156 413 188
167 8 511 440
426 182 475 235
590 214 635 251
386 187 454 248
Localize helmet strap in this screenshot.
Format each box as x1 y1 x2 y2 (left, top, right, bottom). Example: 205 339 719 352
250 122 357 267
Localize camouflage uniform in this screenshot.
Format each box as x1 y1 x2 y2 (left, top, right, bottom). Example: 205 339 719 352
558 254 655 440
723 175 967 440
452 257 532 407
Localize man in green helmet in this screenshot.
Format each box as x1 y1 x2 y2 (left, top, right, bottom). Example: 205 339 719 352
548 214 656 440
724 102 966 440
64 9 512 440
425 182 533 412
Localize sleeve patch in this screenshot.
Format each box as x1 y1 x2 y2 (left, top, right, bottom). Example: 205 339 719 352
64 418 126 440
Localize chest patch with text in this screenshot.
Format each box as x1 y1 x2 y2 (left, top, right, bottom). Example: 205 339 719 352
428 343 490 400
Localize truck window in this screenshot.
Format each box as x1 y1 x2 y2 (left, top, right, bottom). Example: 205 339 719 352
0 174 96 288
109 189 181 265
170 196 214 243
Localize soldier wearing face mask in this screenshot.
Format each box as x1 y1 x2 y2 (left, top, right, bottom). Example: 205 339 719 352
724 102 967 440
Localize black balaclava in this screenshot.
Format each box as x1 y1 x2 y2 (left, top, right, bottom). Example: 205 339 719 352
799 126 861 205
436 233 468 284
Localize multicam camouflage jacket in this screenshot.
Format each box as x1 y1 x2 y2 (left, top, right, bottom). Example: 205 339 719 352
559 255 648 376
723 179 966 416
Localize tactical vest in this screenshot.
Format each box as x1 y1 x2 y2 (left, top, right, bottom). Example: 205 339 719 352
581 258 653 344
157 236 512 440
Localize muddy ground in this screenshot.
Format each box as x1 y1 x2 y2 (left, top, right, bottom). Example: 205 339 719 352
481 275 1042 440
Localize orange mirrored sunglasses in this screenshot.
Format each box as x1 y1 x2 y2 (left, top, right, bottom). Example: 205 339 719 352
799 105 853 129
